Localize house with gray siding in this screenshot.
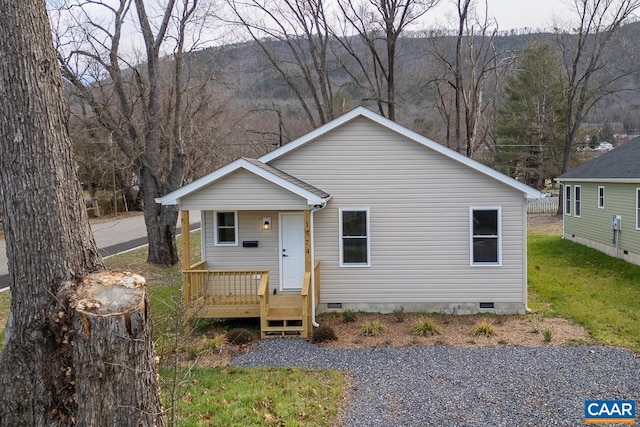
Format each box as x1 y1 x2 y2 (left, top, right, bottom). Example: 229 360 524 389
158 107 540 336
557 137 640 266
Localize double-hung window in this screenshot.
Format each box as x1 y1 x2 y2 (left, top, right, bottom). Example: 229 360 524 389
574 185 581 218
471 208 501 266
564 185 571 216
215 211 238 245
598 186 605 209
340 208 370 267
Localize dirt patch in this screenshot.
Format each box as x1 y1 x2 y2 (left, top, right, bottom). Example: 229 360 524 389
528 213 563 235
315 312 590 349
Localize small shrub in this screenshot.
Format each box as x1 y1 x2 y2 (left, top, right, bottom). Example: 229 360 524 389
357 320 386 336
311 325 337 343
342 310 357 323
226 328 254 345
543 329 553 343
392 307 405 323
206 335 226 352
410 316 440 336
472 319 496 337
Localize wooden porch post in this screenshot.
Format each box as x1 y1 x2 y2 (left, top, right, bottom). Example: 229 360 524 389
181 210 191 305
303 210 312 337
304 210 311 274
181 210 191 270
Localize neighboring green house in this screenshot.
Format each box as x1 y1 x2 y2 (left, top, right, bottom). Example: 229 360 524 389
557 136 640 266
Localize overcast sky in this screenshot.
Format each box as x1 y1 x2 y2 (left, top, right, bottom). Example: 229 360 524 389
430 0 573 31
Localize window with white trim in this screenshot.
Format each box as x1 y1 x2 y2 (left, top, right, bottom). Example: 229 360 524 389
564 185 571 216
636 188 640 230
340 208 370 266
598 186 605 209
470 208 501 265
574 185 581 217
215 211 238 245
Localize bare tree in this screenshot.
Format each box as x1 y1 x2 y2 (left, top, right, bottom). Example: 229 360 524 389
55 0 220 265
226 0 339 128
426 0 509 158
0 1 162 424
554 0 640 214
335 0 439 120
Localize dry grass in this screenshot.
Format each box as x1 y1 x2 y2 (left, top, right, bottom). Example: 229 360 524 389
528 213 563 235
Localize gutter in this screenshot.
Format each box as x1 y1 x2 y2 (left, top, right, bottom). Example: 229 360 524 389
310 197 331 328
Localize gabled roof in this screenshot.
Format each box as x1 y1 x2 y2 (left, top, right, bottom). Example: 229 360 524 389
158 107 541 205
156 157 330 206
260 106 540 198
557 136 640 182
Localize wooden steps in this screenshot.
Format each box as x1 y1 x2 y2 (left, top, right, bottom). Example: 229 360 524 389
261 293 305 337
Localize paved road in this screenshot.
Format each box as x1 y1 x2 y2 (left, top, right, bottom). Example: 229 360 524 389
0 211 200 291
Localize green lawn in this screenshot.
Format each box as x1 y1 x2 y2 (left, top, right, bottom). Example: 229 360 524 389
528 232 640 352
163 366 344 426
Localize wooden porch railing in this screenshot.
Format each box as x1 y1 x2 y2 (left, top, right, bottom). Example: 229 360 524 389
183 268 268 307
300 260 321 337
182 260 320 337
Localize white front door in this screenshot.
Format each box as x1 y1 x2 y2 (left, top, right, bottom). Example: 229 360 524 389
280 212 305 290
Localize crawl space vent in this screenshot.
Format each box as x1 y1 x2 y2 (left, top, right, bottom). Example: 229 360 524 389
327 303 342 309
479 302 495 309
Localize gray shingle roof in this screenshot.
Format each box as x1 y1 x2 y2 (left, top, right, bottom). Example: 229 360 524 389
558 136 640 180
242 158 330 199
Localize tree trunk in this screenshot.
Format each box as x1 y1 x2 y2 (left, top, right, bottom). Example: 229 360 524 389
72 271 164 426
0 1 163 424
141 167 180 266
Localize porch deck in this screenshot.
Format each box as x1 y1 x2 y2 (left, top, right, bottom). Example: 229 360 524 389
182 260 320 338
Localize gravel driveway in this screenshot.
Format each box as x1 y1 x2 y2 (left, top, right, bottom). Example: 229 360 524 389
232 339 640 426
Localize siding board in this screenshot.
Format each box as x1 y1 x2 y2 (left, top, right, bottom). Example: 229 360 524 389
182 169 309 210
270 117 527 310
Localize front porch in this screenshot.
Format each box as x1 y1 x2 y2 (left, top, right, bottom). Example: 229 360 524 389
180 211 320 338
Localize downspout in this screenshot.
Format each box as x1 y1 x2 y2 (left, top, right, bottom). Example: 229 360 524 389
310 198 330 327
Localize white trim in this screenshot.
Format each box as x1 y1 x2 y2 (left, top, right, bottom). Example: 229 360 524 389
259 107 541 199
469 207 502 267
156 158 327 206
339 207 371 267
574 185 582 218
200 210 206 260
636 188 640 230
564 185 571 216
598 186 605 209
214 211 238 246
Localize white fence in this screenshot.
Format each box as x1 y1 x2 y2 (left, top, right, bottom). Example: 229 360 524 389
527 197 558 214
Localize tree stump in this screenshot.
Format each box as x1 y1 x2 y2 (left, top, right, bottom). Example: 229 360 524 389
71 271 164 426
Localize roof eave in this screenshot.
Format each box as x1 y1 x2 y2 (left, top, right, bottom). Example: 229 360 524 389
555 177 640 183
